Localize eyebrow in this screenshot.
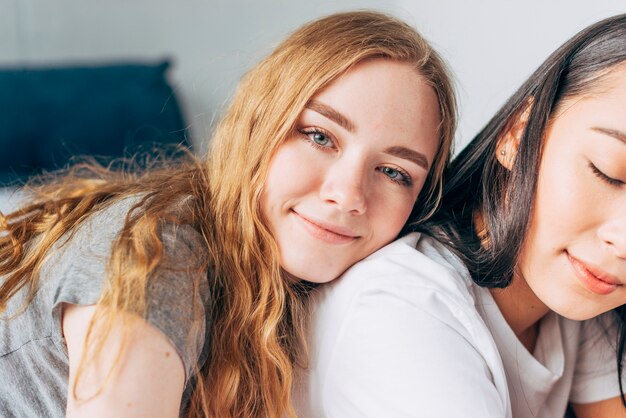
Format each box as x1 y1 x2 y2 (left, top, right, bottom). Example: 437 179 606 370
306 100 355 133
305 99 430 170
384 146 430 170
591 127 626 146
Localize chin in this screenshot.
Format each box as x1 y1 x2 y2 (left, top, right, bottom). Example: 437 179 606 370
282 263 343 284
280 249 347 284
555 310 595 321
293 271 339 284
547 299 607 321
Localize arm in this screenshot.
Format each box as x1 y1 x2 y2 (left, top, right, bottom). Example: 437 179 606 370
305 280 507 418
572 397 626 418
63 303 185 418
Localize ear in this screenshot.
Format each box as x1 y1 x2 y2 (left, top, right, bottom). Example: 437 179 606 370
496 98 533 170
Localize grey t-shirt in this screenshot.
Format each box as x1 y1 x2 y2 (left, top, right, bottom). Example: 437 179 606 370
0 196 210 418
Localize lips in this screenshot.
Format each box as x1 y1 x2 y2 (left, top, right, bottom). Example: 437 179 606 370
567 252 623 296
291 210 359 244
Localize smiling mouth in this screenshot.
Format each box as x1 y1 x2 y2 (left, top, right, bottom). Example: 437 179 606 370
291 210 359 244
567 252 623 296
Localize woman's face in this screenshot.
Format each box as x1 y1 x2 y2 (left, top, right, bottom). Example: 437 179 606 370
261 59 441 283
519 66 626 320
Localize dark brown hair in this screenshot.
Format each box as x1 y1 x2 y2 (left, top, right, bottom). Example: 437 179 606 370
422 13 626 404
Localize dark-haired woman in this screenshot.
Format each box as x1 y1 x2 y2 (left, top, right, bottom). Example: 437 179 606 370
296 13 626 418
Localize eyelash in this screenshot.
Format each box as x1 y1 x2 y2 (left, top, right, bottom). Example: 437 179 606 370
589 162 624 187
298 127 413 187
377 166 413 187
299 127 335 151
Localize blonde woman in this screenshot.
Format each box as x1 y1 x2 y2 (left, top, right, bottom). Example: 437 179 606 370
0 11 455 418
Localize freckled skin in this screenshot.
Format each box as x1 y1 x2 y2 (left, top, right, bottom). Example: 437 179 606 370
260 59 441 284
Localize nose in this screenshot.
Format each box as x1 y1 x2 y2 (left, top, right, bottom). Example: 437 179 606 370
319 159 367 215
598 217 626 259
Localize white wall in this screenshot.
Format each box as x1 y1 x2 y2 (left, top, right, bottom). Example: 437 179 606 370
2 0 624 152
0 0 396 153
394 0 625 148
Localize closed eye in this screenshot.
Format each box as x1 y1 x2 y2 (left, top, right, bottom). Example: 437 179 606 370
589 162 624 187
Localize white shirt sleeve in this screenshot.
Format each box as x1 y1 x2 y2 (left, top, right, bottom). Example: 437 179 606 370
297 236 509 418
570 314 623 404
314 284 505 417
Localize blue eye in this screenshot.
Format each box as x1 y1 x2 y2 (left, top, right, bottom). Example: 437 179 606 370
312 132 330 146
377 166 413 187
381 167 400 179
300 128 335 149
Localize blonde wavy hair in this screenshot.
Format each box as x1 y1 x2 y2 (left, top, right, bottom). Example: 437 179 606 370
0 10 456 418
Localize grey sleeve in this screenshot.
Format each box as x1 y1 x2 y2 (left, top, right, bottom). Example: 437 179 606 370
42 197 210 383
144 222 210 381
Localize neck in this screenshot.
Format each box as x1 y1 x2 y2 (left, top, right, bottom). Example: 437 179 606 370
473 211 550 351
489 272 550 352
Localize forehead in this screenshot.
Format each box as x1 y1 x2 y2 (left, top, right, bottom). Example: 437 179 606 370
596 62 626 94
554 63 626 119
306 59 441 152
310 59 438 128
572 62 626 100
319 59 424 95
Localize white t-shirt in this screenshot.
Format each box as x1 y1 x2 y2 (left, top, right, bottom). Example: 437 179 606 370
294 233 621 418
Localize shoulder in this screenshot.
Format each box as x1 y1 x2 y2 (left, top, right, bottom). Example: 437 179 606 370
311 233 478 331
42 195 146 289
48 195 209 378
296 233 509 417
40 195 207 305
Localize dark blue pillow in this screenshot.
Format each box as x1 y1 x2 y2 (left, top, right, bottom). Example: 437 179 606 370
0 61 189 184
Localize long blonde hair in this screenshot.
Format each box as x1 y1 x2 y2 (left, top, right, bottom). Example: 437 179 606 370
0 11 456 418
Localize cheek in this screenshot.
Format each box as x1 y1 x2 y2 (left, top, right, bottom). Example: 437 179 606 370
263 143 317 206
368 190 417 242
531 156 594 247
519 153 596 287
